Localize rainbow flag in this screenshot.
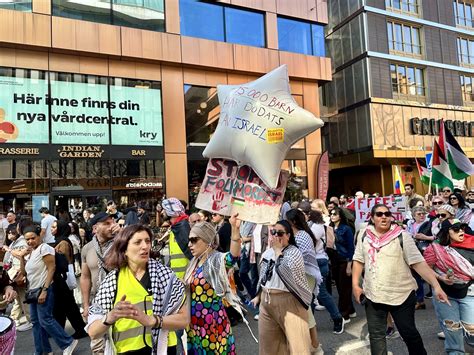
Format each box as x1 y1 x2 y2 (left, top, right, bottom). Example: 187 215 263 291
394 166 405 194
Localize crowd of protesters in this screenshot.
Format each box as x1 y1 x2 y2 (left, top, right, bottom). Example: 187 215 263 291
0 184 472 355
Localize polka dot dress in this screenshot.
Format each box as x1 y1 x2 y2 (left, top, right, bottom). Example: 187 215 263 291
187 255 236 355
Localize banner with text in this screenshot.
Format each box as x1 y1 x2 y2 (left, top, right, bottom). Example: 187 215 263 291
355 196 407 226
0 75 163 146
195 159 289 224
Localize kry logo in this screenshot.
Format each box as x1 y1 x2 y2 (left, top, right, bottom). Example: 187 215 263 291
0 108 19 143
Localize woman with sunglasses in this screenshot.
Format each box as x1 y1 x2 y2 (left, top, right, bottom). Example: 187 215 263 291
184 216 246 354
329 206 356 323
448 193 472 224
352 203 448 355
431 204 456 237
252 220 313 354
424 219 474 354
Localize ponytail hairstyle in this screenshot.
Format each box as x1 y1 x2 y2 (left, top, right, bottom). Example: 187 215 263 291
285 208 317 247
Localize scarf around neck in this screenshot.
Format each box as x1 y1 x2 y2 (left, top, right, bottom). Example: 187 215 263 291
424 242 474 282
365 225 403 266
92 236 114 284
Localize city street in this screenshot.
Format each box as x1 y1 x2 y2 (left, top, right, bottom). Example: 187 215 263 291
14 294 452 354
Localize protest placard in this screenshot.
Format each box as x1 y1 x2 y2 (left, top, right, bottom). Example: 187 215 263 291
195 159 288 224
355 195 407 226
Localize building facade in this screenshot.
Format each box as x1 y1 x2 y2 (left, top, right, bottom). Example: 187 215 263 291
0 0 330 218
322 0 474 196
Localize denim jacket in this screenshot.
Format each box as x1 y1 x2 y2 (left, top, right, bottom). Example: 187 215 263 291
334 224 355 261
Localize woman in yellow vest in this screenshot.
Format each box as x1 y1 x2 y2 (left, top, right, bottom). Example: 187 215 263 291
86 224 189 355
184 215 252 354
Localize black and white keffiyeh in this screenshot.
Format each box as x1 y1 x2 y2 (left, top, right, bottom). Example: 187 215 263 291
258 244 312 309
295 230 322 295
87 258 186 355
92 236 114 285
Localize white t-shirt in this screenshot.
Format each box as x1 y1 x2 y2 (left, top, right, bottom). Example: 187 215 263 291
261 248 288 292
25 243 55 289
309 223 328 260
41 214 57 244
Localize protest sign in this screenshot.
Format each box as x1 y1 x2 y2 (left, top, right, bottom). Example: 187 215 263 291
355 195 407 226
195 159 288 224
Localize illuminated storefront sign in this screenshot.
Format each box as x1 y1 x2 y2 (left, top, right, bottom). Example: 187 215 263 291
410 117 473 137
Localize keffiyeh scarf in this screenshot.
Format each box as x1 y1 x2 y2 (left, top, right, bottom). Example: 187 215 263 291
87 259 186 355
295 231 322 297
92 236 114 285
365 225 403 267
424 243 474 282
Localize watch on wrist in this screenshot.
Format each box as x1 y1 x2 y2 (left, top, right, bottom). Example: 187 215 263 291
102 314 114 326
42 287 48 292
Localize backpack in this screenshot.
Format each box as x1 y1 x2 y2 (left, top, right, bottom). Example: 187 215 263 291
323 225 336 250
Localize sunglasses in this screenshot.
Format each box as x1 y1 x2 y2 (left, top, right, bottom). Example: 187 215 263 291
270 229 286 237
330 212 339 216
432 201 443 205
189 237 201 244
442 190 451 193
449 197 458 200
374 211 392 217
436 213 448 218
450 225 465 233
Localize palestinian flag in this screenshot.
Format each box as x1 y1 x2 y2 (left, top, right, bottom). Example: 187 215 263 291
415 158 430 185
439 121 474 179
431 139 454 190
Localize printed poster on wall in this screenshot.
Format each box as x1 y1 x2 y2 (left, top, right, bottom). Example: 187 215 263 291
0 76 49 144
195 159 289 224
110 85 163 146
50 80 110 144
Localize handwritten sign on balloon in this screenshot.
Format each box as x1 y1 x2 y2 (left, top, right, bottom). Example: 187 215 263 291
195 159 289 224
203 65 323 189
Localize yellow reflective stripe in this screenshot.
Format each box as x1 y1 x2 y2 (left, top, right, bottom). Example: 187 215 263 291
114 325 151 342
169 254 186 260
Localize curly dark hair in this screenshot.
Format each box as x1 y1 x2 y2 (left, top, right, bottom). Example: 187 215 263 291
308 210 324 225
329 206 350 227
449 192 467 209
105 224 153 270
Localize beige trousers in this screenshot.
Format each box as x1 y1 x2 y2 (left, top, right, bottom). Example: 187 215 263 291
10 286 30 323
259 289 312 354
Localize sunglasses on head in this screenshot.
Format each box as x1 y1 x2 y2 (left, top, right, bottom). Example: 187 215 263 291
270 229 286 237
432 201 443 205
189 237 201 244
374 211 392 217
436 213 448 218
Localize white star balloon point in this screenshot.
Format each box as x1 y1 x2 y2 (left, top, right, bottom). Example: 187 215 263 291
203 65 324 188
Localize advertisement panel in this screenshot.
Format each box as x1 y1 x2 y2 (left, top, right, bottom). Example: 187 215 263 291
50 80 110 144
0 76 49 144
110 85 163 146
195 159 288 224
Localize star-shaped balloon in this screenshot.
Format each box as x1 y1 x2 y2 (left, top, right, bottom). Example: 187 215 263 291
203 65 324 188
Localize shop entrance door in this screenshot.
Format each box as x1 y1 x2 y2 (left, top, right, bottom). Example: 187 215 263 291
51 190 112 220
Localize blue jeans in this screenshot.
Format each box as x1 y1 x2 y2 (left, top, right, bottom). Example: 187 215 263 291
239 247 259 299
316 258 342 321
30 288 73 354
432 293 474 355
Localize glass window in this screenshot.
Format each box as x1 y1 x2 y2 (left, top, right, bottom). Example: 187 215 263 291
460 74 474 101
394 24 403 51
387 23 394 50
112 0 165 31
278 17 326 56
0 0 31 11
53 0 112 24
387 21 421 55
180 0 224 41
278 17 312 55
457 37 474 64
224 7 265 47
390 63 425 97
312 24 326 57
386 0 419 14
454 1 474 27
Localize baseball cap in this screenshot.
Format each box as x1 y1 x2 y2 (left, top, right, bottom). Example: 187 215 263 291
89 211 117 227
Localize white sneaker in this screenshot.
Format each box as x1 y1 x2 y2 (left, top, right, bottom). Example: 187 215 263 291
17 322 33 331
63 339 78 355
315 305 326 311
254 314 259 321
343 318 351 325
437 331 445 339
311 344 324 355
349 312 357 318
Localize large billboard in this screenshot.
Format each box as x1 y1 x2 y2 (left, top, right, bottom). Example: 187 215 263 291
0 74 163 147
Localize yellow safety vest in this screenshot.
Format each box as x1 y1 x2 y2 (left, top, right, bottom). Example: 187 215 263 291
112 267 153 353
169 231 189 280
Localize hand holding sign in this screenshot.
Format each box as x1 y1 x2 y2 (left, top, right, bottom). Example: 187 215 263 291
203 65 324 188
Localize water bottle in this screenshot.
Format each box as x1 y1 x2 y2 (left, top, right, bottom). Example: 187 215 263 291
446 268 454 280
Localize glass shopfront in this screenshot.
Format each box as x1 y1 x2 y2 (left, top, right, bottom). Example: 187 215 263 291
0 66 164 218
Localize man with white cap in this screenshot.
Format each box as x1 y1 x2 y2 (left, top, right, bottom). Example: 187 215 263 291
161 197 192 280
